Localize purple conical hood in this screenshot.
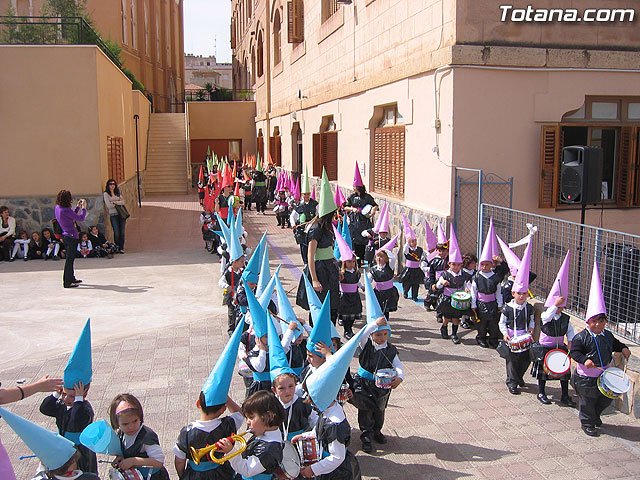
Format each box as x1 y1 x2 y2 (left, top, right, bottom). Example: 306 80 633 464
511 241 532 293
402 213 416 240
496 234 521 277
479 218 497 264
545 250 570 308
333 224 354 262
424 220 437 251
448 225 462 264
353 160 364 187
585 261 607 321
436 221 447 245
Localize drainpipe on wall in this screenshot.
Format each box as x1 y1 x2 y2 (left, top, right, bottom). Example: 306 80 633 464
264 0 271 164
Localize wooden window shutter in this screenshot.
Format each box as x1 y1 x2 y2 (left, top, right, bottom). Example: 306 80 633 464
324 132 338 181
313 133 321 177
107 136 125 183
231 17 236 49
373 126 405 198
269 136 275 165
539 125 559 208
275 135 282 166
287 0 303 43
616 126 638 207
257 135 264 162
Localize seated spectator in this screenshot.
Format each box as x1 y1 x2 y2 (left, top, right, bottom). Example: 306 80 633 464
10 231 30 261
42 228 62 260
77 232 93 258
28 231 45 259
87 225 118 258
0 206 16 261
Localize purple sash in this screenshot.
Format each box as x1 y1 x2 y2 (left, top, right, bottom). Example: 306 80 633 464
340 282 358 293
405 259 420 268
375 279 394 290
477 292 496 302
576 362 608 378
539 331 563 347
443 287 455 297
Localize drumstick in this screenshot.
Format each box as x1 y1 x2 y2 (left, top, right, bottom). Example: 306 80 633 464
594 366 626 378
285 285 297 295
271 312 303 331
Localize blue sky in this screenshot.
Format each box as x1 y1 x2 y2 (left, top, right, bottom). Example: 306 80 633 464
183 0 232 63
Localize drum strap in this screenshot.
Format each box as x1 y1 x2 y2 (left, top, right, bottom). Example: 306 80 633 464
590 331 605 368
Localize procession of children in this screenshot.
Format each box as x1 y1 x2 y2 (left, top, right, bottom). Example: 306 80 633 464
0 154 633 480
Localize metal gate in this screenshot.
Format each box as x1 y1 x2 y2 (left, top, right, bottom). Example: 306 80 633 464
454 167 513 256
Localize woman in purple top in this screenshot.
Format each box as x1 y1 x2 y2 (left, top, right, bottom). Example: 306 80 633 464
54 190 87 288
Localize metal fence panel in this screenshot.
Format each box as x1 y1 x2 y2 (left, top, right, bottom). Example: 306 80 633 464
482 204 640 344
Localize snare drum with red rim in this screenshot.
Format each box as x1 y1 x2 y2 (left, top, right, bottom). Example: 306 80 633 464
276 441 301 479
297 435 321 466
109 468 145 480
508 333 532 353
543 349 571 379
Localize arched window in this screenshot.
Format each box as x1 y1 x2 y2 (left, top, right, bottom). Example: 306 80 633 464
247 0 252 19
251 47 256 85
273 9 281 66
130 0 137 50
257 30 264 77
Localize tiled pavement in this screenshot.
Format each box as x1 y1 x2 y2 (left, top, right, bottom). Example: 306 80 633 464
1 195 639 480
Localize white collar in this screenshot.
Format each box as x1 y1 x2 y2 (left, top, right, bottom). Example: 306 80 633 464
257 429 283 443
345 268 355 273
53 472 84 480
322 402 346 423
192 418 222 432
372 340 388 350
479 270 494 278
280 394 299 409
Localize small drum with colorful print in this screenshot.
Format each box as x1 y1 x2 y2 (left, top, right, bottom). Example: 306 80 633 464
451 291 471 310
109 469 145 480
297 435 321 466
597 367 631 399
508 333 533 353
374 369 396 389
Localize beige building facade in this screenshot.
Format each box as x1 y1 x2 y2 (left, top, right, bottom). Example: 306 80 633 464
184 54 233 89
3 0 184 113
231 0 640 238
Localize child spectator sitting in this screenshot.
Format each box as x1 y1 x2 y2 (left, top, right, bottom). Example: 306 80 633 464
42 228 62 260
10 231 30 261
28 231 45 259
77 233 92 258
87 225 118 258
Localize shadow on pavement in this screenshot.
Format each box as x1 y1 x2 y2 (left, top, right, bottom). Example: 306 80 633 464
79 283 152 293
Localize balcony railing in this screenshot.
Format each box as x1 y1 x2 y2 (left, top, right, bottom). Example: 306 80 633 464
0 16 121 67
184 88 255 102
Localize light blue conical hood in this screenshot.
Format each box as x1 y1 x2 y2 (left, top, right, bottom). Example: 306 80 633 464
268 309 294 382
306 295 333 357
227 215 244 262
215 213 232 247
242 232 267 283
244 279 268 338
202 317 245 406
341 215 353 249
0 407 76 470
364 271 390 333
234 206 243 234
79 419 122 456
259 265 282 336
275 276 303 340
256 241 271 298
64 318 92 388
305 326 369 412
330 321 340 339
302 272 322 320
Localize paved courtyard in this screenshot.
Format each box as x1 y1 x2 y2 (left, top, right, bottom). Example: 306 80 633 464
1 194 639 480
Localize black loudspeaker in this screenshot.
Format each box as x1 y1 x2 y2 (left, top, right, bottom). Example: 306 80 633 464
560 146 603 204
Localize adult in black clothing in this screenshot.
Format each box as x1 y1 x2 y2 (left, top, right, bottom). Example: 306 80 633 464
296 213 340 323
253 169 268 213
215 185 233 223
291 191 318 264
344 186 378 264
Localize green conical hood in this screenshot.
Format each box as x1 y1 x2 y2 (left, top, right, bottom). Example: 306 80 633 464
318 167 337 217
301 164 311 194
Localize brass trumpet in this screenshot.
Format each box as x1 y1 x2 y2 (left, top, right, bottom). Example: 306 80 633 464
190 431 251 465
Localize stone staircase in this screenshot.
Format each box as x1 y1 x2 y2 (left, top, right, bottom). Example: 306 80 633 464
145 113 189 194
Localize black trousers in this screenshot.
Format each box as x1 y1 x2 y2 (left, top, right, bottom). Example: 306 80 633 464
353 243 366 265
358 407 385 439
477 302 500 343
575 385 612 426
62 236 79 286
227 304 238 335
505 351 530 388
403 283 419 299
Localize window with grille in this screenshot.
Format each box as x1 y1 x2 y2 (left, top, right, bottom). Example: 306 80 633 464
107 136 125 184
257 30 264 77
273 9 282 65
373 126 405 199
313 132 338 181
321 0 339 23
121 0 128 45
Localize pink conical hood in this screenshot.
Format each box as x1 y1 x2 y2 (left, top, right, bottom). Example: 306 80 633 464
496 234 521 276
378 234 398 253
353 160 364 187
294 177 301 200
545 250 570 308
373 203 387 233
379 204 390 233
334 186 346 206
585 261 607 321
511 241 532 293
402 213 416 240
424 220 437 251
436 221 447 245
275 173 282 191
479 218 497 264
448 225 462 263
311 185 316 200
333 224 354 262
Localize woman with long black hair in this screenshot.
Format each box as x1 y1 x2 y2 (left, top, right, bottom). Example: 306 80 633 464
54 190 86 288
103 179 127 253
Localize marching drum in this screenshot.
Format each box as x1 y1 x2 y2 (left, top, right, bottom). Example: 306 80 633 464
297 435 321 466
374 369 396 389
451 291 471 310
338 383 351 404
360 204 374 217
597 367 631 400
109 468 145 480
508 333 533 353
543 349 572 379
238 361 253 378
276 441 301 479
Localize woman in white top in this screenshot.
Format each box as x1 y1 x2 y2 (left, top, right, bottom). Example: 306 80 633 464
0 206 17 261
103 179 127 253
